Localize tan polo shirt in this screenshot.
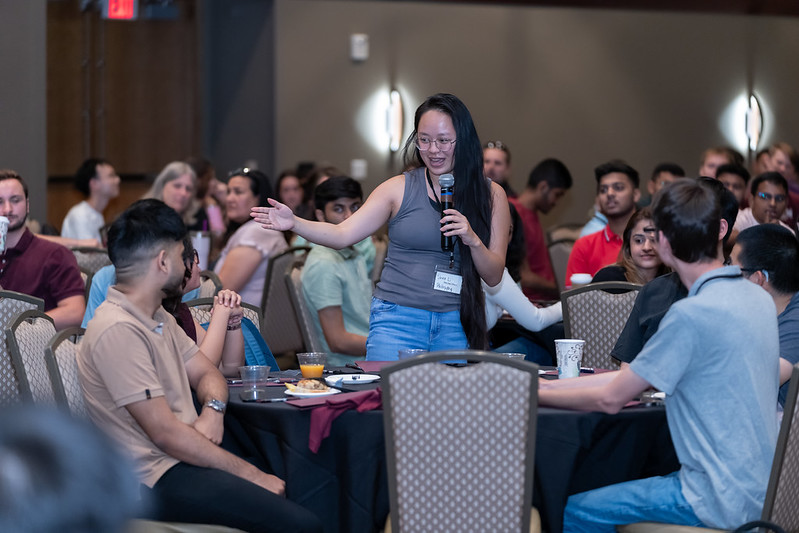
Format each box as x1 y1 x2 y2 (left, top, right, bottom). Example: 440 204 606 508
77 287 200 487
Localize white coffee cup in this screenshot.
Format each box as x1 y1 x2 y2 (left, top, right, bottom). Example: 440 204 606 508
0 216 9 253
569 273 592 289
555 339 585 379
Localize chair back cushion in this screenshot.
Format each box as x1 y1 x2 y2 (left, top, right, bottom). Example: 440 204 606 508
46 327 87 417
287 264 325 353
0 291 44 405
764 365 799 530
8 310 57 405
70 247 112 273
261 247 308 354
383 352 537 533
562 282 641 369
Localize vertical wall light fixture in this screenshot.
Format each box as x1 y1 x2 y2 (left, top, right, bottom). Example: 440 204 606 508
746 93 763 152
387 89 403 152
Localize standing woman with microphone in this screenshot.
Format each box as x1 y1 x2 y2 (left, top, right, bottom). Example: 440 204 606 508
252 93 510 359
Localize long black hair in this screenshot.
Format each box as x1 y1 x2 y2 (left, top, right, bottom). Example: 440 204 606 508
402 93 494 349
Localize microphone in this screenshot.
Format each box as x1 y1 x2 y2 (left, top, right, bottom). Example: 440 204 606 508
439 174 455 252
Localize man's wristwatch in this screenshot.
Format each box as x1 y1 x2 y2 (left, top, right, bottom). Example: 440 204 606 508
204 398 226 414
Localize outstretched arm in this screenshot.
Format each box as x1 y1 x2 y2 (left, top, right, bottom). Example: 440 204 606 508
252 176 403 249
538 365 651 413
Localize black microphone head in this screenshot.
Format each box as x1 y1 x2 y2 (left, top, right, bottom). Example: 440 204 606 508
439 174 455 188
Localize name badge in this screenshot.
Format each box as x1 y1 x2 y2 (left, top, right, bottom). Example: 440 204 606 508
433 266 462 295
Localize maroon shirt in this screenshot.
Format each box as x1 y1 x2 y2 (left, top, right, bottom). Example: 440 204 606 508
509 197 556 301
0 229 85 311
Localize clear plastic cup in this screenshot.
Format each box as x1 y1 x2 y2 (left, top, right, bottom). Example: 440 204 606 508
398 349 427 360
238 365 270 391
296 352 326 378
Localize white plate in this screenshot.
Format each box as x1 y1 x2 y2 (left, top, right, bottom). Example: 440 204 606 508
325 374 380 386
284 388 342 398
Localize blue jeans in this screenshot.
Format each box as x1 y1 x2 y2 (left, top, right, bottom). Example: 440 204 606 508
563 472 705 533
492 336 553 365
365 297 468 360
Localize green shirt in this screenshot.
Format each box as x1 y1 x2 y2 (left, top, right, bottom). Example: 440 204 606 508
301 245 372 366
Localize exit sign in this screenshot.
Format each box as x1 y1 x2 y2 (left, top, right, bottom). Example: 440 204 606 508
102 0 139 20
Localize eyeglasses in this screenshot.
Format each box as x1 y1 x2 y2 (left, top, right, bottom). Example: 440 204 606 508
756 191 787 203
415 137 457 152
484 140 509 152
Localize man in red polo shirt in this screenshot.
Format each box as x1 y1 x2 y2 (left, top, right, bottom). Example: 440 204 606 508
0 170 85 329
565 161 640 287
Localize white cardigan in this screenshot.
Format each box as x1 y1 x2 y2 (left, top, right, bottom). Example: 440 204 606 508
483 269 562 331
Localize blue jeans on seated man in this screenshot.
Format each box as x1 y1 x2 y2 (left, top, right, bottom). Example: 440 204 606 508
366 297 468 361
563 471 704 533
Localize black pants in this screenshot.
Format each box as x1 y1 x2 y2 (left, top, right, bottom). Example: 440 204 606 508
143 462 323 533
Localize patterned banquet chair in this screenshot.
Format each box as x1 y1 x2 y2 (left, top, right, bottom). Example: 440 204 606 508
44 326 86 417
7 309 57 405
0 291 45 406
561 281 641 369
382 350 541 533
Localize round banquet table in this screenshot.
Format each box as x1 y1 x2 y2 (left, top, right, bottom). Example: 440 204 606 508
224 381 677 533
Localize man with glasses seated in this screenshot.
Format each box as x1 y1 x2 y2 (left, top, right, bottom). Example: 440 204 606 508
540 180 779 531
733 172 795 235
732 223 799 407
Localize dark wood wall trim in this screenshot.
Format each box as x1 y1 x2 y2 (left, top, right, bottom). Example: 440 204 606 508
381 0 799 17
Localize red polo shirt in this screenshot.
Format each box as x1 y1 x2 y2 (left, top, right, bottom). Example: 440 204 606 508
0 229 85 311
564 225 622 288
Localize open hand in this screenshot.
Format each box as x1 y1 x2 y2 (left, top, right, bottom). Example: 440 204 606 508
251 198 296 231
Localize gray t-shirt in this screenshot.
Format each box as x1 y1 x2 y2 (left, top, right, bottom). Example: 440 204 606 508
374 167 461 312
630 265 779 528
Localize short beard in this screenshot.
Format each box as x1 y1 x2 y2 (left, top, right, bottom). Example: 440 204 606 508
162 272 185 300
8 213 27 233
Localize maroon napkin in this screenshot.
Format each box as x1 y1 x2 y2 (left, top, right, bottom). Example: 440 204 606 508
308 388 382 453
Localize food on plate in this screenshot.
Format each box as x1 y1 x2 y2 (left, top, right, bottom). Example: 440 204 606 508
285 379 330 393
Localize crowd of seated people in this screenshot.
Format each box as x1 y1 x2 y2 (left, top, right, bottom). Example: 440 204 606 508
4 122 799 531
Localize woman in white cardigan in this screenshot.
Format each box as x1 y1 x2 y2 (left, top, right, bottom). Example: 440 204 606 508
484 268 562 364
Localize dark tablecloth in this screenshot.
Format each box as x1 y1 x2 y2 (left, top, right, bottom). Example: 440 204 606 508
225 384 677 533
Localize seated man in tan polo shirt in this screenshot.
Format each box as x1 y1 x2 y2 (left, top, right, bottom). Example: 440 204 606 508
77 199 321 533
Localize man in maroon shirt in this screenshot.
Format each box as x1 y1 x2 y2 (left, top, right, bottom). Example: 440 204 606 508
0 170 85 329
509 158 573 301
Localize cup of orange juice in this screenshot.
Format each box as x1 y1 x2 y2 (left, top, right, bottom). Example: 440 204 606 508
297 352 326 378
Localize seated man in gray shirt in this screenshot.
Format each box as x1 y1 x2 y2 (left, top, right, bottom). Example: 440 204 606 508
612 178 739 364
540 180 779 530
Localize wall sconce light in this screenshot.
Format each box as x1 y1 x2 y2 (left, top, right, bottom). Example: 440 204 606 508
746 93 763 152
387 90 403 152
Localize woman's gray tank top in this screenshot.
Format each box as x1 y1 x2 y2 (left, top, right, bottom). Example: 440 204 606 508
373 167 462 312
